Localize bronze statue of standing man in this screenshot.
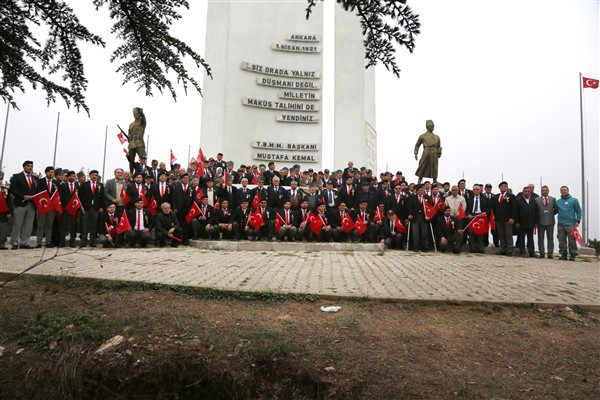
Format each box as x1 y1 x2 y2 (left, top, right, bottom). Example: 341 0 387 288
414 120 442 184
126 107 147 174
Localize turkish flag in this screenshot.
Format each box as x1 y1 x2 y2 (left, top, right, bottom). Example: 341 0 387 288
456 202 466 221
214 198 220 211
197 166 204 177
117 132 127 144
570 227 584 246
195 188 205 204
373 208 384 222
197 147 206 163
147 195 158 215
423 201 437 220
308 211 324 235
488 211 496 231
0 192 9 213
252 192 260 210
120 184 130 205
32 191 53 215
582 76 599 89
275 212 285 233
116 211 132 234
394 217 408 234
50 190 62 213
170 149 177 164
355 215 367 235
186 202 201 223
139 190 148 207
435 198 446 213
248 210 265 229
341 214 355 233
251 174 259 184
64 192 82 217
466 213 489 236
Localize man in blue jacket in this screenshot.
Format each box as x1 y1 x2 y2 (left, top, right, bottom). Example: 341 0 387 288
556 186 582 261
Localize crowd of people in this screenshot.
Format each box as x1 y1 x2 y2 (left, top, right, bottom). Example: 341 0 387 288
0 154 583 260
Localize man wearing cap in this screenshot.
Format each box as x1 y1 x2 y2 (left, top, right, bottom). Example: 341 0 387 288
254 198 275 241
79 170 105 247
490 181 517 256
203 178 219 207
127 197 154 247
261 161 279 186
10 161 38 248
213 152 227 174
483 183 498 247
353 199 376 243
232 199 254 240
356 180 377 212
33 166 58 248
213 198 233 239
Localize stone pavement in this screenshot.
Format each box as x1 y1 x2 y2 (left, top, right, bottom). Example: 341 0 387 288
0 245 598 308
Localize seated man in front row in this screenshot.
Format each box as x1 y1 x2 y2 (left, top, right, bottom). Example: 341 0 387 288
435 206 463 254
127 198 154 247
98 203 124 248
155 202 182 247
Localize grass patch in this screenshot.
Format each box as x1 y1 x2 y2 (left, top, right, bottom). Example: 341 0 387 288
19 312 104 347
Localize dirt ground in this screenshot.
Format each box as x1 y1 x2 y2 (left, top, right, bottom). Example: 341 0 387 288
0 275 598 400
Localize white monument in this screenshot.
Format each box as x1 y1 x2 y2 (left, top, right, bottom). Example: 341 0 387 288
201 0 376 171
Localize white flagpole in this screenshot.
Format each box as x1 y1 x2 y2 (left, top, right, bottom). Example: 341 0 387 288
578 72 587 244
0 104 9 171
52 112 60 166
102 126 108 183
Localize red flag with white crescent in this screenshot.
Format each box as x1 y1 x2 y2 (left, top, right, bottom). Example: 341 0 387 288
32 191 53 215
252 191 260 210
186 202 201 223
354 215 367 235
275 212 285 233
435 198 446 213
64 192 82 217
195 188 205 204
456 202 466 221
120 184 130 205
214 198 220 211
249 210 265 229
394 217 408 234
465 213 489 236
423 200 437 220
570 227 584 246
50 190 62 214
116 211 132 234
341 213 355 233
308 211 324 235
582 76 599 89
373 207 384 222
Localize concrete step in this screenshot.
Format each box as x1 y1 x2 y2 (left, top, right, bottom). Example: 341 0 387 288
189 240 385 252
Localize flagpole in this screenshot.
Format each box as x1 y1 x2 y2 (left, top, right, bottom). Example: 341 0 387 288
52 112 60 166
102 125 108 183
146 135 150 158
578 72 587 244
0 104 9 171
187 145 191 165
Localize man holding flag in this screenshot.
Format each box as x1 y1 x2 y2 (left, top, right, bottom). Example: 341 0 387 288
58 171 80 247
435 206 463 254
556 186 582 261
465 184 490 254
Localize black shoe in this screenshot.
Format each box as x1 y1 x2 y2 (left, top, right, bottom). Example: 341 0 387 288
560 254 567 260
0 246 7 250
569 254 576 261
46 244 54 248
158 242 165 248
35 244 42 248
548 254 553 259
20 245 31 249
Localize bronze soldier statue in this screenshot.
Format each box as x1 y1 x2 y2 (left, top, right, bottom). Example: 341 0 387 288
414 120 442 184
126 107 147 174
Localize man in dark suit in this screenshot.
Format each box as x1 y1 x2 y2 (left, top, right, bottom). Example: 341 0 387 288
212 152 227 175
407 185 431 252
338 176 357 211
9 160 38 249
380 210 404 250
465 184 490 253
490 181 517 256
515 186 539 257
435 206 462 254
125 173 146 210
35 166 58 248
276 200 297 241
203 178 219 208
329 202 352 242
236 177 252 206
322 180 338 212
261 161 280 186
352 199 376 243
127 198 154 247
150 171 173 210
190 196 215 239
212 199 234 239
232 199 254 240
172 173 195 245
253 198 275 241
535 185 558 258
458 179 473 201
155 202 182 247
342 161 355 180
79 169 105 247
266 176 285 210
285 181 303 210
97 203 124 248
294 199 311 241
58 170 80 247
219 175 238 209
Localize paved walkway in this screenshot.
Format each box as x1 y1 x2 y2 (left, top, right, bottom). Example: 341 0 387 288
0 246 598 308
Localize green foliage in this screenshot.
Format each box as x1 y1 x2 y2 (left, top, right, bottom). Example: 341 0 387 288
19 312 104 347
1 0 211 114
306 0 421 77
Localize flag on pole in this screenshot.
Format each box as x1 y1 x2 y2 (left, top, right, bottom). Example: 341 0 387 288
465 213 489 236
456 202 466 220
394 217 408 234
570 227 584 246
64 192 82 217
117 132 127 144
197 147 206 163
248 210 265 229
423 201 437 220
308 211 324 235
186 202 201 223
373 207 384 223
170 149 177 164
434 198 446 213
116 211 132 234
354 215 367 235
252 192 260 210
275 212 285 233
341 213 355 233
50 190 62 213
582 76 599 89
32 191 53 214
195 187 205 204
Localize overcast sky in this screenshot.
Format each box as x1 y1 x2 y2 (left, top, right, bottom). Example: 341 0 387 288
1 0 598 238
